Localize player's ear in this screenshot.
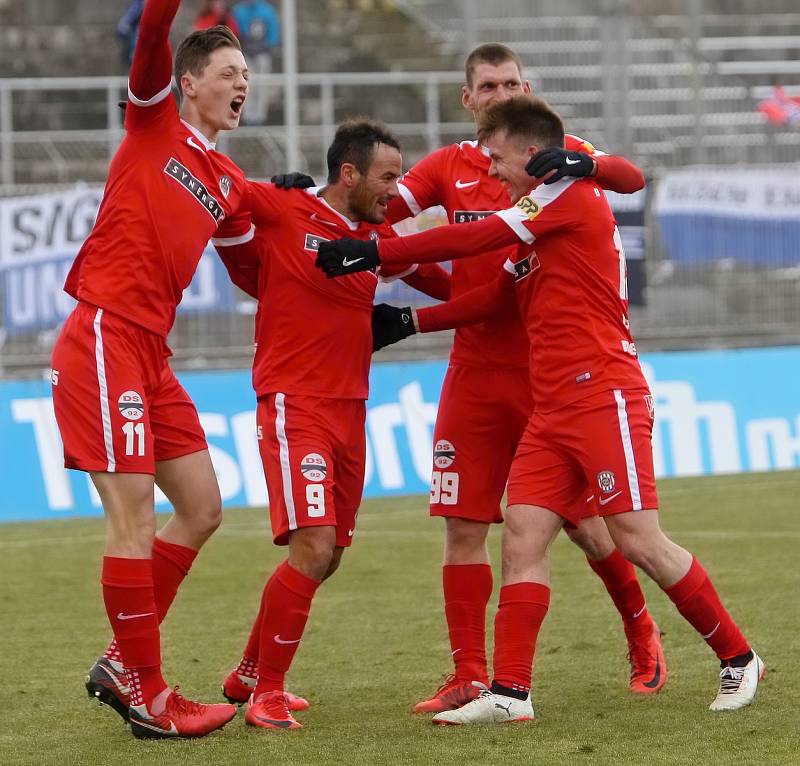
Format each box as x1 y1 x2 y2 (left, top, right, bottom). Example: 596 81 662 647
461 85 474 111
340 162 359 188
180 73 197 98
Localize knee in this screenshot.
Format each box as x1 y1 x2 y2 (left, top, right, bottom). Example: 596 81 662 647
444 518 489 563
565 520 615 561
194 497 223 537
290 532 335 580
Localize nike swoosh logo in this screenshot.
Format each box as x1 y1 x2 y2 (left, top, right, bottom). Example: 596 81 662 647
565 157 581 165
310 213 337 226
186 136 205 152
117 611 154 621
342 256 364 267
642 654 662 689
598 491 623 506
632 605 647 620
451 648 462 656
701 621 720 640
347 529 354 537
455 179 479 188
274 634 302 645
253 715 294 728
136 719 179 734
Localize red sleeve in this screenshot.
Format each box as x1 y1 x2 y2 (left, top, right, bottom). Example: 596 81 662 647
565 133 644 194
387 148 450 223
248 181 289 227
212 187 259 298
386 195 415 225
399 263 452 301
592 155 645 194
416 268 515 332
215 240 260 299
378 214 516 265
128 0 180 103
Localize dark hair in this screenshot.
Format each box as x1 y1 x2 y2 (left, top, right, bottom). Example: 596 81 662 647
326 118 401 184
465 43 524 88
174 25 242 81
477 95 564 149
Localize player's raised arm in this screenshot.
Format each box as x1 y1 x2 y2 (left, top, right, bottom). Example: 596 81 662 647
128 0 181 102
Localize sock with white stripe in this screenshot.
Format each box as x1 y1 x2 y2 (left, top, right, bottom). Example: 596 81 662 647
664 556 750 660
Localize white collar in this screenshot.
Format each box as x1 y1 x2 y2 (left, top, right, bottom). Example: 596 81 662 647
305 186 359 231
180 119 216 151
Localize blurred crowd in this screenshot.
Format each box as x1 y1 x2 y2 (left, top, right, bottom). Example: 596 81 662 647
116 0 281 123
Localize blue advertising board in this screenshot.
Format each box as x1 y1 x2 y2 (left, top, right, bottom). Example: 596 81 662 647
2 348 800 523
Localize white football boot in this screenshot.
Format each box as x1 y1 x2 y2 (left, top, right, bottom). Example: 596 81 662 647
709 652 765 712
432 687 534 725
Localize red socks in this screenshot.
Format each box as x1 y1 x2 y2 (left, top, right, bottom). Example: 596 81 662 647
492 582 551 694
103 537 197 666
588 549 654 642
254 561 320 697
443 563 493 682
665 557 750 660
235 569 279 677
101 556 166 707
150 537 197 618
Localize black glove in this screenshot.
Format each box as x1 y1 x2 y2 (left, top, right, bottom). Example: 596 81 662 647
371 303 416 351
270 171 315 189
316 238 380 278
525 148 594 184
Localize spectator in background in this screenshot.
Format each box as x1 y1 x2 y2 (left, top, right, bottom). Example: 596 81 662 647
116 0 144 68
232 0 281 123
194 0 241 37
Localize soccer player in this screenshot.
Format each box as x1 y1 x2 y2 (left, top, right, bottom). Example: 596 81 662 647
50 0 250 739
211 119 451 730
383 42 664 713
316 95 765 722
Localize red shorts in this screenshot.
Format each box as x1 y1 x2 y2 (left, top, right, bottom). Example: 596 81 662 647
507 387 659 526
257 393 366 547
50 303 207 474
430 365 531 523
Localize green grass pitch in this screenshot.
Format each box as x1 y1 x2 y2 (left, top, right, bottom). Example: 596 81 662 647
1 471 798 765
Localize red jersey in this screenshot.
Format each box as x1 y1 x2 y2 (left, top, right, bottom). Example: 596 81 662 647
381 177 647 410
214 185 413 400
495 179 646 409
389 134 607 370
64 90 246 338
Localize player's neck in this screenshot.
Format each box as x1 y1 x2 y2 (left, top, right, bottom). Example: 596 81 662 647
319 184 360 224
179 106 220 145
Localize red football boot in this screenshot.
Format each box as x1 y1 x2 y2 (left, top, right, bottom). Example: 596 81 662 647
222 669 309 710
129 689 237 739
628 624 668 694
245 691 303 730
412 674 486 714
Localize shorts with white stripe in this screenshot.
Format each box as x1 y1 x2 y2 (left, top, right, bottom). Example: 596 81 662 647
51 302 207 474
256 393 366 547
507 387 658 525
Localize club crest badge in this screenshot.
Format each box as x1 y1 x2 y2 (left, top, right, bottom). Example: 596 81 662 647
433 439 456 469
300 453 327 481
118 391 144 421
597 470 616 493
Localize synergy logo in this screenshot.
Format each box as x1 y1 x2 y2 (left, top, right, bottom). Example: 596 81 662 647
164 158 224 221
